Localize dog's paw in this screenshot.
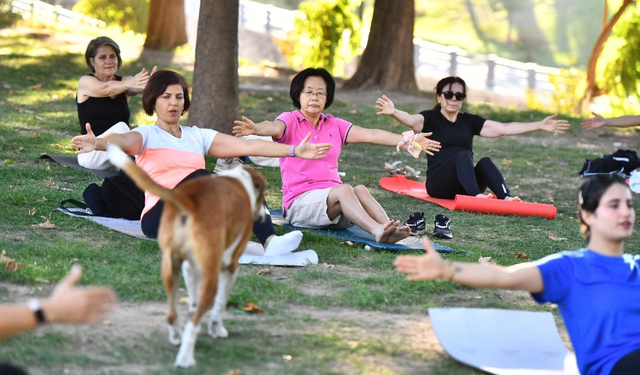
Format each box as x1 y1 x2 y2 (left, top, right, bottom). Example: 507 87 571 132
174 353 196 368
208 322 228 338
168 324 182 346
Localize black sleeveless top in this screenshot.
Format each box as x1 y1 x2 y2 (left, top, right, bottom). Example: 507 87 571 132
77 75 130 136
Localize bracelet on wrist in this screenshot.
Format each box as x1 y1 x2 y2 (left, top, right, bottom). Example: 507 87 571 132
28 299 47 326
444 261 456 281
289 144 296 158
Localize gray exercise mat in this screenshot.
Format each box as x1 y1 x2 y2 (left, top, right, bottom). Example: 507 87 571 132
429 308 579 374
40 154 119 179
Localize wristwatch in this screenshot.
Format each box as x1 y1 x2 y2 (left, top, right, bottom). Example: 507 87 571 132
28 299 47 325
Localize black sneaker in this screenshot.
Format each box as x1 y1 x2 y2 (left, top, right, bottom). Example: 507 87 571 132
434 214 453 239
404 212 426 235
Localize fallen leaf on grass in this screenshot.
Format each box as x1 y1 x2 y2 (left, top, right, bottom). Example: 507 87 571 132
35 115 46 121
28 208 36 216
223 371 241 375
32 133 41 138
257 268 270 276
30 84 42 90
478 256 497 265
323 262 335 269
179 296 189 305
548 232 567 241
513 252 529 260
43 178 72 191
502 158 512 164
340 240 354 246
32 219 55 229
239 302 264 313
0 251 22 272
103 320 111 327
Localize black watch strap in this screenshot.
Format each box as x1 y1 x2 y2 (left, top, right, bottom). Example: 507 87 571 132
28 299 47 325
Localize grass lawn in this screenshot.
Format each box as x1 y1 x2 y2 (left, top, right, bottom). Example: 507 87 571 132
0 25 639 375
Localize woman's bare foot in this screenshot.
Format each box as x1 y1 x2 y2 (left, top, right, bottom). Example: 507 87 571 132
375 220 398 243
504 196 522 202
475 193 494 199
375 220 411 243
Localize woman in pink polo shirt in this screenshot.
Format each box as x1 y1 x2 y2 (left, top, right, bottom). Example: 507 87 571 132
233 68 441 244
72 70 332 254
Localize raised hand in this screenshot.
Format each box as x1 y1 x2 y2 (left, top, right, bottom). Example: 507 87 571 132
581 111 606 130
540 114 570 134
394 237 448 281
70 123 98 154
294 132 332 160
128 67 150 92
44 265 116 324
375 95 395 116
232 116 257 137
414 132 441 156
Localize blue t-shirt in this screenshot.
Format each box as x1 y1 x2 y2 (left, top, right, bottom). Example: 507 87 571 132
531 249 640 375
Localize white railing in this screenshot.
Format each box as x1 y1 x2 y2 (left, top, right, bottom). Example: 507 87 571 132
10 0 106 27
236 0 562 98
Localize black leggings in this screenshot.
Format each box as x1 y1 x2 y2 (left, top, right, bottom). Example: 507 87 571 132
610 347 640 375
426 151 511 199
140 169 276 244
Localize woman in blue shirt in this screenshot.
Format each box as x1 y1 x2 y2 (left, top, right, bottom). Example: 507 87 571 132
395 174 640 375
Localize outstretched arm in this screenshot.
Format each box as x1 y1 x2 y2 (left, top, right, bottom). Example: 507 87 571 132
582 112 640 130
346 125 441 156
233 117 286 139
375 95 425 132
0 266 116 341
394 237 544 293
480 114 570 138
77 68 152 101
209 132 331 159
70 123 143 155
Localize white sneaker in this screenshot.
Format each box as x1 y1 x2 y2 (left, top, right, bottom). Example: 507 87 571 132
213 157 244 174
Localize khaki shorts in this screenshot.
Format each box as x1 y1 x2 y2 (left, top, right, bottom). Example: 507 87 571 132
286 188 342 228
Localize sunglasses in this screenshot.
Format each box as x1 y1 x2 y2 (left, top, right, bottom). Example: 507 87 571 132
441 91 466 101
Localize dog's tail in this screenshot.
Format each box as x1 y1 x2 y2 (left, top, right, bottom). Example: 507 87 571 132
107 144 195 214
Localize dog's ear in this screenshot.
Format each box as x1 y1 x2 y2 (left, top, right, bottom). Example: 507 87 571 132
243 166 266 194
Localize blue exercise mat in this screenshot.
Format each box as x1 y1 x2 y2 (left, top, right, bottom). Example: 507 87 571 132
269 209 457 253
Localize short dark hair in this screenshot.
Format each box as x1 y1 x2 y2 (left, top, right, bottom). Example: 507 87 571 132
142 70 191 116
433 76 467 110
578 174 630 238
290 68 335 110
85 36 123 73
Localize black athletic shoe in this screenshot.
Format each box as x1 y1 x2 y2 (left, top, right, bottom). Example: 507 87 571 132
434 214 453 239
404 212 426 235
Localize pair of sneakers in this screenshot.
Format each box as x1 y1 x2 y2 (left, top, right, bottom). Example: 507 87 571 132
404 212 453 239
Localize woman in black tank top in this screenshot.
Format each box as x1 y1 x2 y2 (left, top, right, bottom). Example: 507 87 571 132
75 36 156 170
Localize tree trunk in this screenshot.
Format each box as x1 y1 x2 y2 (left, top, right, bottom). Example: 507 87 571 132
188 0 239 134
144 0 188 50
500 0 554 65
464 0 487 44
343 0 417 92
584 0 635 102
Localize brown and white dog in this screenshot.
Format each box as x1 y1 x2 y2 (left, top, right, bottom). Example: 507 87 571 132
107 145 266 368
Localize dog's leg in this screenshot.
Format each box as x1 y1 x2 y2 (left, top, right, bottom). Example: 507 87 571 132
162 250 182 346
208 267 238 338
182 260 199 315
174 265 219 368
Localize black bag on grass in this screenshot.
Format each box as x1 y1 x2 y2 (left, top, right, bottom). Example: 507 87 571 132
579 149 640 177
81 172 144 219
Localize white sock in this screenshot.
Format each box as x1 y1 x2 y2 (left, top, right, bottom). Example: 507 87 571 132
264 231 303 256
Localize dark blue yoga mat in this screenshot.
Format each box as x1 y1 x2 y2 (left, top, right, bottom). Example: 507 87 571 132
269 209 457 253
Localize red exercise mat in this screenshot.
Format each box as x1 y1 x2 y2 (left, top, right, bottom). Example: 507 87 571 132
380 175 557 219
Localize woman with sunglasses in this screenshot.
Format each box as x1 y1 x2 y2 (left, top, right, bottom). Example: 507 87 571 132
376 76 570 200
395 174 640 375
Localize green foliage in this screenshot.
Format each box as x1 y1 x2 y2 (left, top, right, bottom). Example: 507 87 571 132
526 68 587 116
0 0 21 28
72 0 149 34
287 0 361 76
602 4 640 103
